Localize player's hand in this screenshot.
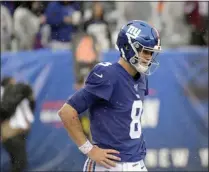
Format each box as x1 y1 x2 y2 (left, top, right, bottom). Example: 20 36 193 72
87 145 121 169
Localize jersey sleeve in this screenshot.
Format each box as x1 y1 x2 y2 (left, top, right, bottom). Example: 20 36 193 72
67 88 100 115
84 64 114 101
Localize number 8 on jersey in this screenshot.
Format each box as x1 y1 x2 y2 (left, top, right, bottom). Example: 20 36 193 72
129 100 143 139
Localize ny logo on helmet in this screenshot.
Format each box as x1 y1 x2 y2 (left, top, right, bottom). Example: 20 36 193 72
126 26 141 39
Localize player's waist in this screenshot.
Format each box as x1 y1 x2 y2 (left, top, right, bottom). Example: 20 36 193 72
92 135 145 152
94 143 146 162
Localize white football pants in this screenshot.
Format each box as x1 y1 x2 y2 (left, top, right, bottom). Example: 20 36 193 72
83 157 148 172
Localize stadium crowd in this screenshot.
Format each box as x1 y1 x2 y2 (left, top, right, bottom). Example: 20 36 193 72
1 1 208 52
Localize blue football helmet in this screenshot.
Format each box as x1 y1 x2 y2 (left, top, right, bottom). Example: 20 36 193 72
116 20 162 75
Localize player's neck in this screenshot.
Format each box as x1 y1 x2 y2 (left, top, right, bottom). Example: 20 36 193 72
118 58 138 77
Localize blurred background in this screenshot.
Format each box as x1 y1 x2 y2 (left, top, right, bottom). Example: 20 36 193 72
1 1 208 172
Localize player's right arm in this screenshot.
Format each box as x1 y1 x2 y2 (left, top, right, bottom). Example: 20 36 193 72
58 64 121 168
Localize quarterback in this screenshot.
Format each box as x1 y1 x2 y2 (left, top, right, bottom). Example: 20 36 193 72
58 20 162 171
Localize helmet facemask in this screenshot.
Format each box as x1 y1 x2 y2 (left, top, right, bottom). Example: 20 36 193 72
127 37 161 75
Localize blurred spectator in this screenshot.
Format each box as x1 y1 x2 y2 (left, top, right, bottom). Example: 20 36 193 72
1 1 16 15
13 2 42 50
72 32 99 90
123 2 152 23
82 2 116 28
154 1 190 46
1 77 35 172
31 2 51 49
44 1 82 50
30 1 46 17
83 2 112 51
1 4 13 52
184 1 208 46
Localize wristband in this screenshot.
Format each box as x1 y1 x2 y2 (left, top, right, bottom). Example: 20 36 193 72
78 140 93 154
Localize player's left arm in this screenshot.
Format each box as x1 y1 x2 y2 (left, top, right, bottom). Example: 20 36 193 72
59 64 114 147
59 64 114 146
59 64 121 168
59 89 98 147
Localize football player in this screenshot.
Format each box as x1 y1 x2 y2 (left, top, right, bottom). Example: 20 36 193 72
58 20 162 171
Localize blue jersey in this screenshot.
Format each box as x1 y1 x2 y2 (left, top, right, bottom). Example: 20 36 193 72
83 62 148 162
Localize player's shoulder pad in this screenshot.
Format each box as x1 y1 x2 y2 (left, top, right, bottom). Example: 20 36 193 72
85 62 115 85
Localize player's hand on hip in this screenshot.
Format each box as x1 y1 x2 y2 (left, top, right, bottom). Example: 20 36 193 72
87 145 121 169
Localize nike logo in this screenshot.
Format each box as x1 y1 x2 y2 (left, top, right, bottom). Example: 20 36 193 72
94 72 103 78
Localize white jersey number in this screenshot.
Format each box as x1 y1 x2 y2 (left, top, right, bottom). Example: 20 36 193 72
129 100 143 139
97 62 112 67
